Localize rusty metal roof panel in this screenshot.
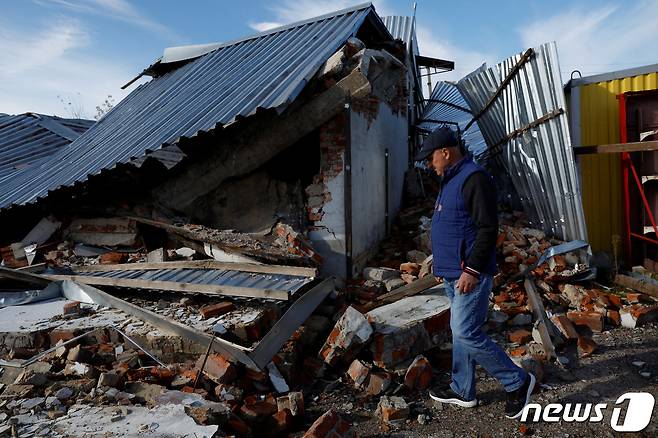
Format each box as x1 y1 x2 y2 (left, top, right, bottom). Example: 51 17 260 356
0 3 383 210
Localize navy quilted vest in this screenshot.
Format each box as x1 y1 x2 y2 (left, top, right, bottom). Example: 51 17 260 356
431 156 497 279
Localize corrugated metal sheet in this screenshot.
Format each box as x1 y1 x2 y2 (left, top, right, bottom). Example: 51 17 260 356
0 3 385 210
0 113 93 181
78 267 312 295
570 67 658 252
419 81 487 156
457 42 587 241
381 16 416 53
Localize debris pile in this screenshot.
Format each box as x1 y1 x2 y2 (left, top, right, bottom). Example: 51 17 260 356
2 204 658 435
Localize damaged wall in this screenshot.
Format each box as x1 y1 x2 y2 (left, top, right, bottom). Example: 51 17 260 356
305 114 349 279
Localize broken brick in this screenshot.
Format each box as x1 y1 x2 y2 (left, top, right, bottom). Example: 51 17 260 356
620 304 658 328
63 301 81 316
99 252 128 264
319 306 373 366
403 355 432 391
197 354 236 384
508 329 533 344
399 262 420 276
550 315 579 340
377 395 409 424
607 309 621 327
304 409 355 438
577 335 597 358
199 302 235 319
567 311 604 332
367 295 450 368
276 391 304 417
346 359 371 389
364 371 392 396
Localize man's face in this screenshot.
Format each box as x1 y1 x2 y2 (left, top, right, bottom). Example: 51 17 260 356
428 148 450 176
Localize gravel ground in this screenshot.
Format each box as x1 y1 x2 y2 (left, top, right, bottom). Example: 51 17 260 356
305 323 658 437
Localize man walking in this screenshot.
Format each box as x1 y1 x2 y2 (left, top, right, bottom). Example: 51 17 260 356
414 126 535 419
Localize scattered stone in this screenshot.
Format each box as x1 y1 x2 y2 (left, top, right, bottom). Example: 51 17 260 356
63 300 81 316
97 372 121 388
550 314 579 340
54 387 73 401
363 267 399 282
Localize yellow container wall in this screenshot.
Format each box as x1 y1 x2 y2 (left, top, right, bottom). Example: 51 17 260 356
579 72 658 252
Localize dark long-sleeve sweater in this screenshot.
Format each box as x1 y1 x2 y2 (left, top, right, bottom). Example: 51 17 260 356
461 171 498 275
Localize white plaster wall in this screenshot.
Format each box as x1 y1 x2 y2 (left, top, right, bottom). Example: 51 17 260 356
350 102 408 275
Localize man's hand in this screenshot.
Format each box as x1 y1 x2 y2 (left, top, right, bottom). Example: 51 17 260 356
456 271 478 294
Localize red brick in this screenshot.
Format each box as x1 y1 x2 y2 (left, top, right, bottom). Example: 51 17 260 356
346 359 371 388
364 371 392 396
567 311 604 332
377 396 409 424
403 355 432 391
240 397 278 423
99 252 127 264
508 329 532 344
577 335 597 357
550 315 579 340
63 301 81 316
199 302 235 319
197 354 236 384
399 262 420 276
607 309 621 326
276 391 304 417
510 346 528 357
304 409 355 438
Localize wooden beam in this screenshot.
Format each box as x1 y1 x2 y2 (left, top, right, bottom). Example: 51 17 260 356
0 265 50 287
360 275 439 312
45 274 290 300
524 278 559 364
73 260 317 278
574 140 658 155
615 274 658 299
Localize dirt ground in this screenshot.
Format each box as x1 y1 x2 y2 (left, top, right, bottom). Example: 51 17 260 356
305 323 658 437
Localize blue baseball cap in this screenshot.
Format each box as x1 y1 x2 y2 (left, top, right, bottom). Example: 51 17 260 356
414 126 460 161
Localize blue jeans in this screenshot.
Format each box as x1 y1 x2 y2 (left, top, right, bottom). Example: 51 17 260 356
444 275 527 400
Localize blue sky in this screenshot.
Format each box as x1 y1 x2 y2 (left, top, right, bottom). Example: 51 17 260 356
2 0 657 118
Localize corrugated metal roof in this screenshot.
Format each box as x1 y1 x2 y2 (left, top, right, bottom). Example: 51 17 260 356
79 267 312 296
419 81 487 157
0 3 386 210
381 16 416 53
0 113 93 181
